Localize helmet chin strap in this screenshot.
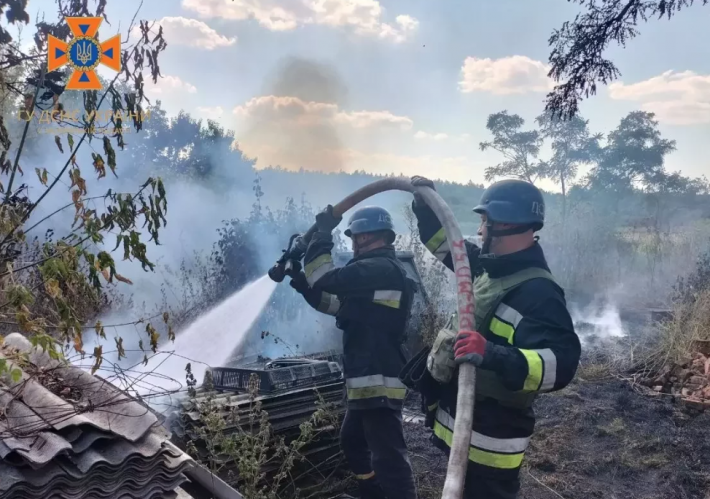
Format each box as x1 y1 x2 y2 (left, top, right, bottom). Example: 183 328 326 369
353 235 382 257
481 221 534 255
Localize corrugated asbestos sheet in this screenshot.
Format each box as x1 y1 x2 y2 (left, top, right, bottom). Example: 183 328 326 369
0 333 194 499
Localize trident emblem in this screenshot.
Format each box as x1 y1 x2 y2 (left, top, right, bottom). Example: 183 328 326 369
75 41 93 65
47 17 121 91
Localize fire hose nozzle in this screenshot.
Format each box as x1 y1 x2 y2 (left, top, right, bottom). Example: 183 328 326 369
268 233 307 283
267 263 286 283
267 258 302 283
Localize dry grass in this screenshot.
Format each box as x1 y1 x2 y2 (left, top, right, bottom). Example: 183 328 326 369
644 288 710 372
576 360 614 381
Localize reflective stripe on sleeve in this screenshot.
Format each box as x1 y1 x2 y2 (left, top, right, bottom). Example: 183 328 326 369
495 303 523 328
305 254 335 286
373 289 402 309
519 349 544 392
490 303 523 344
489 317 514 344
316 292 340 316
425 228 449 262
534 348 557 392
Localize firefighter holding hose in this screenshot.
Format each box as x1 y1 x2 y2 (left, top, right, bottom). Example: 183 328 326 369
402 176 581 499
289 205 418 499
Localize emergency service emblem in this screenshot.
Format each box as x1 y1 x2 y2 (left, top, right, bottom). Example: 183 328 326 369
47 17 121 91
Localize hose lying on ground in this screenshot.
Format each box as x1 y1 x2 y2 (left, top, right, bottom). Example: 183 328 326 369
301 177 476 499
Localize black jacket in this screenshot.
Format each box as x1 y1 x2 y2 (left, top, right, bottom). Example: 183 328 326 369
412 200 581 480
296 231 415 410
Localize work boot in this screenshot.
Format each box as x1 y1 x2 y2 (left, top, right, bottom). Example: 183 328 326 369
357 476 388 499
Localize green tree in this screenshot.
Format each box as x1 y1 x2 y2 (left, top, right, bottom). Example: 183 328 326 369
586 111 676 193
115 102 254 186
546 0 708 118
479 111 544 183
536 110 602 224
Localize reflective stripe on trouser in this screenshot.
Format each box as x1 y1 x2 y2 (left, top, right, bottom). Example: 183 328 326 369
433 408 529 469
340 408 416 499
346 374 407 401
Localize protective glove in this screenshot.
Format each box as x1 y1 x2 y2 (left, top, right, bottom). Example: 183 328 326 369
315 205 342 233
454 330 487 366
411 176 435 207
289 271 309 294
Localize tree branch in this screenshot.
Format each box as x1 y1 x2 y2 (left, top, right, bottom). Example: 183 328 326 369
0 70 124 249
4 65 46 204
23 192 134 236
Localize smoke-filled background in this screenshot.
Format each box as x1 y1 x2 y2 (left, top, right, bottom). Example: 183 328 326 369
2 0 709 397
6 49 710 391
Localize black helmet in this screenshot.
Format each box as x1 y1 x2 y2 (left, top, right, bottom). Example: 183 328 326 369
473 179 544 231
344 206 395 240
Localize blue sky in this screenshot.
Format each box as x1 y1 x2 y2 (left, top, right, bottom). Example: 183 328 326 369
18 0 710 188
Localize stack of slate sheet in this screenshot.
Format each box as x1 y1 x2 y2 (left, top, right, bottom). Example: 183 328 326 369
171 355 347 490
0 333 192 499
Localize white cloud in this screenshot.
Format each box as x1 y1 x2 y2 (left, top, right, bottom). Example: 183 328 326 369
459 55 553 95
196 106 225 120
145 75 197 96
152 17 236 50
334 110 413 129
608 70 710 125
415 131 449 141
233 95 413 130
414 131 472 142
181 0 418 42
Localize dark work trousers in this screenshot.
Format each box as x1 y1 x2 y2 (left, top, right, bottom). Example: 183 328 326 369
463 467 520 499
340 407 417 499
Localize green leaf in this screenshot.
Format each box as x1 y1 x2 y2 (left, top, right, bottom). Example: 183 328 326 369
95 321 106 339
11 369 21 383
7 284 34 307
91 345 103 375
102 136 117 177
67 133 74 150
146 323 160 353
35 167 48 186
115 336 125 360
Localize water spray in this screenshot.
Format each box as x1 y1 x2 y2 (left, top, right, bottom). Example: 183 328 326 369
268 177 475 499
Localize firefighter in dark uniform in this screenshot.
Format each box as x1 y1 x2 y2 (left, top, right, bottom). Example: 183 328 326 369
402 176 581 499
289 205 418 499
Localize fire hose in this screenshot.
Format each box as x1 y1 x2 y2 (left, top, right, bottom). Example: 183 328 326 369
268 178 475 498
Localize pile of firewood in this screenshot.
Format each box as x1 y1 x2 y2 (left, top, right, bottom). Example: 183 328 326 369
641 341 710 410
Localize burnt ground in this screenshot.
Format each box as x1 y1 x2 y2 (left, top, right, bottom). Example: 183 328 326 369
404 376 710 499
